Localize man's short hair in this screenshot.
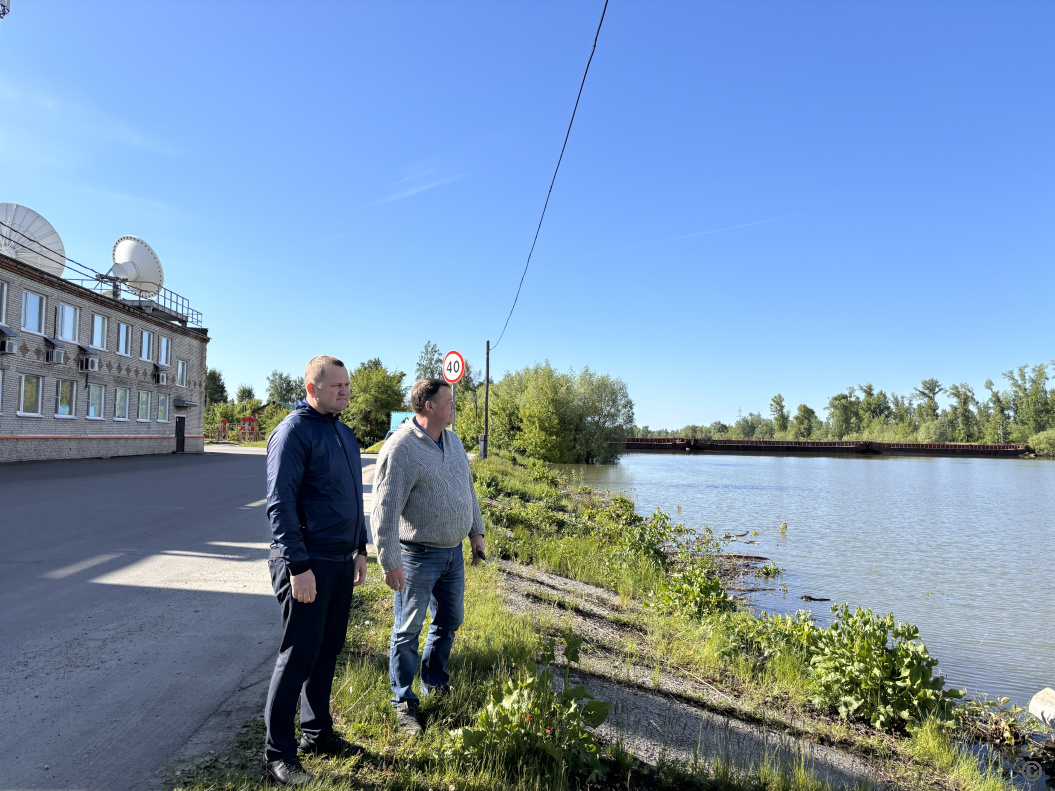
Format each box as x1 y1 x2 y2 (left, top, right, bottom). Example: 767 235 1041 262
305 355 346 388
411 379 450 414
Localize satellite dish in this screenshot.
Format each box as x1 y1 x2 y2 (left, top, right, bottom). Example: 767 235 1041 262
0 203 66 277
112 236 164 299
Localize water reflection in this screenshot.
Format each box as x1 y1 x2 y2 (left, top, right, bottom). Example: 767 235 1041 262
558 452 1055 708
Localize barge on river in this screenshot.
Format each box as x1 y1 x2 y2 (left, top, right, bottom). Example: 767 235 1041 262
621 437 1030 458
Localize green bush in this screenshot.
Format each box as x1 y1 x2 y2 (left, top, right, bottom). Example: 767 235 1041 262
809 604 963 731
1028 429 1055 457
448 629 611 783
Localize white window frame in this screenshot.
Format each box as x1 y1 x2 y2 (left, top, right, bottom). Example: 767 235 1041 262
117 323 132 356
159 336 171 366
54 378 77 418
157 393 170 423
140 329 153 361
87 384 106 419
176 359 187 388
0 280 8 326
21 291 45 336
18 373 43 416
58 303 80 343
137 390 151 422
90 314 108 350
114 387 130 420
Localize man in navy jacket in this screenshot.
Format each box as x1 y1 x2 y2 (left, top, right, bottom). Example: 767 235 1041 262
263 355 367 786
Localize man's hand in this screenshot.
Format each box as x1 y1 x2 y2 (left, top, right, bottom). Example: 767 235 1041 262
290 569 317 604
470 534 486 566
384 564 405 592
353 554 368 586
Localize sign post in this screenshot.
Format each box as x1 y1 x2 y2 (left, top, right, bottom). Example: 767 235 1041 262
443 350 465 430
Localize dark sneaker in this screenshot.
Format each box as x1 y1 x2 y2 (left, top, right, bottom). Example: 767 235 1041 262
264 757 314 786
299 731 366 757
393 701 422 736
423 683 453 699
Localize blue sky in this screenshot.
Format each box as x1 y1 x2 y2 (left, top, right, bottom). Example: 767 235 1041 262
2 1 1052 428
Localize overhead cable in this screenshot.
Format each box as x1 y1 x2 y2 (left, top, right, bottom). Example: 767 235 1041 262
491 0 609 350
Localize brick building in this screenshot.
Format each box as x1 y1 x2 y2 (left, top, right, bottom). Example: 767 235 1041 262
0 251 210 463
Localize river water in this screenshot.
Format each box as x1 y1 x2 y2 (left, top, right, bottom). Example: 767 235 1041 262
560 452 1055 708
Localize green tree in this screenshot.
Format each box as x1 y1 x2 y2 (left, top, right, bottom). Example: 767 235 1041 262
204 368 228 405
981 379 1010 443
945 383 978 442
340 358 407 444
792 404 819 439
914 379 943 423
415 340 443 382
485 363 633 463
770 394 789 433
1003 364 1050 439
827 389 860 439
265 370 305 405
858 383 892 429
235 384 256 406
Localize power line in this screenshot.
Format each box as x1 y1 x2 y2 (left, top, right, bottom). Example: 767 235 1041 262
491 0 609 350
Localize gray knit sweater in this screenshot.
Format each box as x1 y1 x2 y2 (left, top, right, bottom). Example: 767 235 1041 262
372 420 485 573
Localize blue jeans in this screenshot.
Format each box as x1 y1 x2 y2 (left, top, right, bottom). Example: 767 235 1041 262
390 540 465 707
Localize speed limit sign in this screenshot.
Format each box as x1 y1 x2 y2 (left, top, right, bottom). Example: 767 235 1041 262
443 350 465 384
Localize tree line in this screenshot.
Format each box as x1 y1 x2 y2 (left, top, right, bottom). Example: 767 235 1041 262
634 361 1055 449
203 342 635 463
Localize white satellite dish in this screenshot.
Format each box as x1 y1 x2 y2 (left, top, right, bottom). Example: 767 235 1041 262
0 203 66 277
111 236 164 299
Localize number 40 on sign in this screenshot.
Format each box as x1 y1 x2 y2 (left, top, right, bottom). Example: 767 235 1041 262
443 350 465 384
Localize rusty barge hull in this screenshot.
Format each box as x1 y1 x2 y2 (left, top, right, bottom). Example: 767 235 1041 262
622 438 1029 458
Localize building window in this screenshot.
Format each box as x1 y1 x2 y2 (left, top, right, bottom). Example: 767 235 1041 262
140 329 153 361
91 314 108 349
158 393 170 422
138 390 151 421
19 374 42 415
114 387 129 420
58 303 80 342
55 379 76 417
0 280 8 325
21 291 45 334
117 323 131 356
176 359 187 387
159 336 171 366
88 384 105 418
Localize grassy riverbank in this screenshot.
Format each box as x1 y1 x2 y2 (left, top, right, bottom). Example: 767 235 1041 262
170 455 1047 791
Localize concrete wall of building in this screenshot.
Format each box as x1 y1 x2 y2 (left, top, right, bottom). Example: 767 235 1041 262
0 254 210 464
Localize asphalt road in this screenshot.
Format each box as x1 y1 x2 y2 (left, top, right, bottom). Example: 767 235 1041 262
1 447 376 791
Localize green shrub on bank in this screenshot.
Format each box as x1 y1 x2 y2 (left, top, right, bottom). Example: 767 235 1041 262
1029 429 1055 457
809 604 963 731
449 628 611 783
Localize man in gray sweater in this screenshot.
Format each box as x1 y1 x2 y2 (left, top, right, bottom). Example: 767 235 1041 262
372 378 485 734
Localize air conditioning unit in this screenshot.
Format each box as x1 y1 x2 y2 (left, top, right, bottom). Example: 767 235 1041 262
79 357 99 372
45 349 66 364
0 339 16 354
154 372 168 385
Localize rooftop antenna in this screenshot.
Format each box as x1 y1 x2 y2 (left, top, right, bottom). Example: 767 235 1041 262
0 203 66 276
101 236 164 300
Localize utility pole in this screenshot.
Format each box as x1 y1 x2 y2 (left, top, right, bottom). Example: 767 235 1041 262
481 340 490 458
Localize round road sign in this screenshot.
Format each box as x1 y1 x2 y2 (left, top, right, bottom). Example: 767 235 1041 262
443 350 465 384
